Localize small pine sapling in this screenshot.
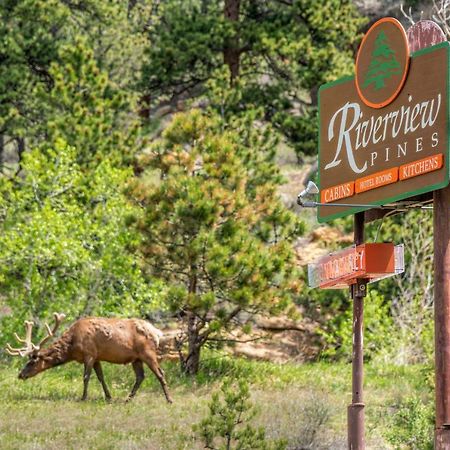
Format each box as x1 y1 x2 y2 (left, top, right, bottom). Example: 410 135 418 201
193 378 286 450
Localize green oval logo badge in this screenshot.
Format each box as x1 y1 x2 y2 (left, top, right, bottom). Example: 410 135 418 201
356 18 410 109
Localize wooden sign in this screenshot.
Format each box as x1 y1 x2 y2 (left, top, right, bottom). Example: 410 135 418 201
308 243 404 289
318 37 449 223
407 20 446 53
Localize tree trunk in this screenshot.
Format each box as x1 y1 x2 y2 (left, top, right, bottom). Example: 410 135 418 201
0 134 4 172
185 341 201 375
16 137 25 175
310 86 319 106
138 94 151 120
184 311 202 375
181 272 203 375
127 0 137 17
224 0 241 83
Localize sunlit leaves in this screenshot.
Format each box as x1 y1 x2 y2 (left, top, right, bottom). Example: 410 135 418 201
0 141 160 346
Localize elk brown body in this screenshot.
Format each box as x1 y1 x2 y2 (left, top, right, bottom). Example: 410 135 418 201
7 314 172 403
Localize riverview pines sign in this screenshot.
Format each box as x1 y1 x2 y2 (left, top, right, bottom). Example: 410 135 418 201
318 19 449 223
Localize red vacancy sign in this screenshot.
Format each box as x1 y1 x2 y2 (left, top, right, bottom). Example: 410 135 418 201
308 243 404 289
318 21 449 223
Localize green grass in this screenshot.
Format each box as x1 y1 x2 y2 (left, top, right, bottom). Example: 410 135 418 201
0 355 432 449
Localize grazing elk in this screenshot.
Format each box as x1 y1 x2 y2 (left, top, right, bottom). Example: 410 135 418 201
6 313 172 403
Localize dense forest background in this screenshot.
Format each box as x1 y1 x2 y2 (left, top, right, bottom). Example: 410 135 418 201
0 0 443 377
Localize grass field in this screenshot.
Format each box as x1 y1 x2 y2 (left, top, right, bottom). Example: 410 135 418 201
0 355 433 449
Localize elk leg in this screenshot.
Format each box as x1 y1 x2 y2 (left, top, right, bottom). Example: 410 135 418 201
142 353 173 404
94 361 111 401
81 360 94 401
126 360 145 402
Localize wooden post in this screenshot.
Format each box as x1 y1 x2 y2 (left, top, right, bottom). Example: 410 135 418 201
348 212 366 449
434 184 450 448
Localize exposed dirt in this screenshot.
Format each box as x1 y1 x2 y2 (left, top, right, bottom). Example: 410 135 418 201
295 226 353 266
159 306 324 364
231 312 322 363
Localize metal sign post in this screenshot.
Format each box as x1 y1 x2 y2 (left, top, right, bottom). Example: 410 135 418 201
306 214 405 449
348 213 366 449
434 183 450 448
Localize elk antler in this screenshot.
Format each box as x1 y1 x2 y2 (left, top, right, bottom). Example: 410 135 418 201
37 313 66 348
5 313 66 357
5 321 38 357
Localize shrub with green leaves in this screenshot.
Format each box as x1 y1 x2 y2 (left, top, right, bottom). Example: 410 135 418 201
384 397 434 450
193 378 286 450
365 210 434 364
319 288 394 360
0 141 161 349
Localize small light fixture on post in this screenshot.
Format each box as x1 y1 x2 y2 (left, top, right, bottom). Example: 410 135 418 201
296 181 432 210
297 182 386 209
297 180 319 200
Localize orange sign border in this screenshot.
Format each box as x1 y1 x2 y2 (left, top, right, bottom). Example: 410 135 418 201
355 17 410 109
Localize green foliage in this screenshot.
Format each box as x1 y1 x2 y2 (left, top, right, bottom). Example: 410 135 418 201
319 289 394 360
384 397 434 450
0 141 160 348
134 109 303 373
35 38 139 167
142 1 226 95
141 0 366 160
0 0 149 152
307 209 435 364
365 210 434 363
193 378 286 450
0 2 160 347
0 0 66 140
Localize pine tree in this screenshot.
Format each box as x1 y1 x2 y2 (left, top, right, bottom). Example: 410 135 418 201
140 0 365 161
363 31 401 90
35 38 139 168
0 0 150 172
132 110 303 375
194 379 287 449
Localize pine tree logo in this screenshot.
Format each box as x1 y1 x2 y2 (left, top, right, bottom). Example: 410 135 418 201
363 31 401 90
356 18 409 109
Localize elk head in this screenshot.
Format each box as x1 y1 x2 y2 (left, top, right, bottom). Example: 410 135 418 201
6 313 66 379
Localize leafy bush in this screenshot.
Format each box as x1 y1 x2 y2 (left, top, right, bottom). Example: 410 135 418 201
320 289 394 360
0 141 162 350
365 210 434 364
384 397 434 450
